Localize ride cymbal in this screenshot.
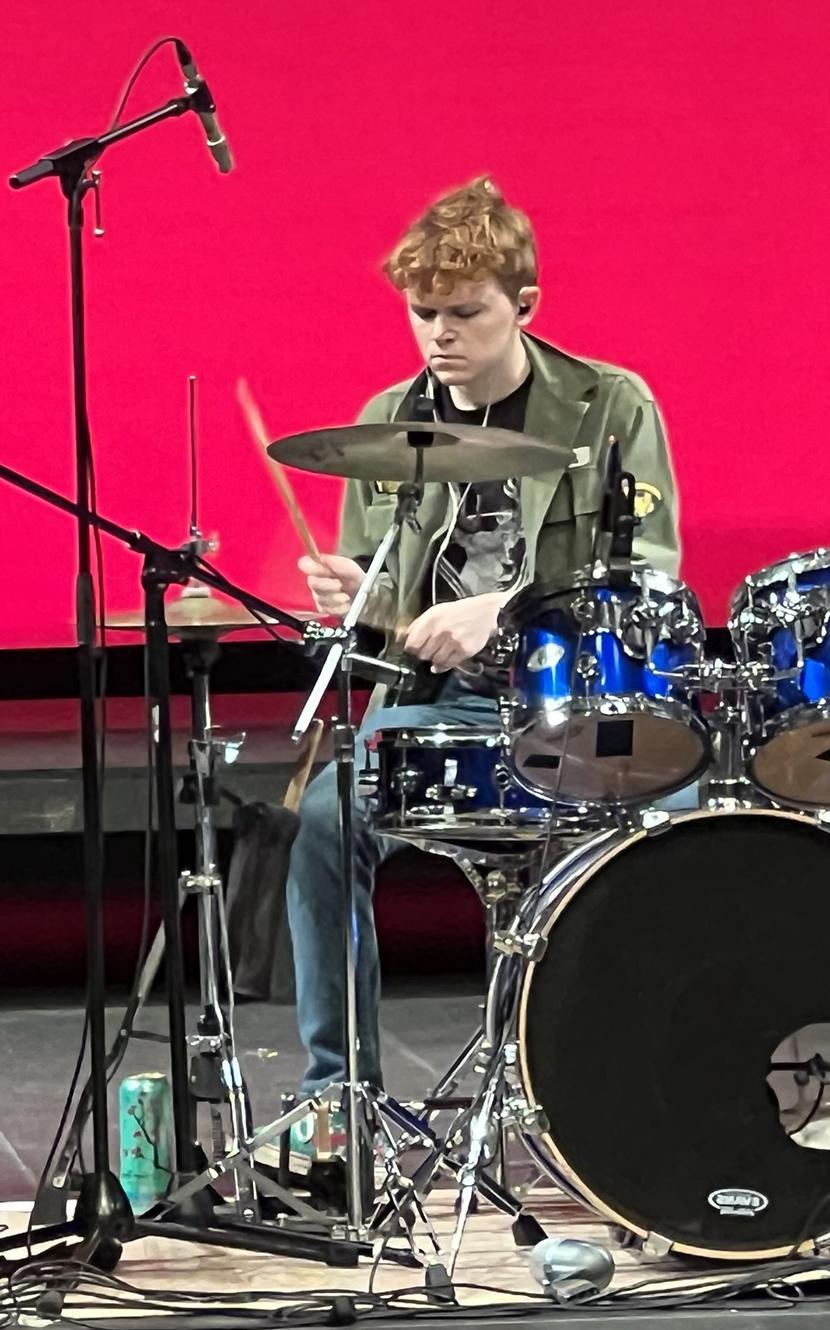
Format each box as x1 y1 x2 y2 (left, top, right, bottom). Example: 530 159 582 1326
268 421 570 483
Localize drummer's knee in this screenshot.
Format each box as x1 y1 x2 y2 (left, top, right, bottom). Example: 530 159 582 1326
297 762 338 830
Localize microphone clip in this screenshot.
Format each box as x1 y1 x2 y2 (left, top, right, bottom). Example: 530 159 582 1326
184 73 218 118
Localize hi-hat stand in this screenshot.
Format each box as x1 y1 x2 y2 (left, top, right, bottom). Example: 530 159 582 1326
0 458 378 1269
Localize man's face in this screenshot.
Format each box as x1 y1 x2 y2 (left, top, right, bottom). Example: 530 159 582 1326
405 277 527 387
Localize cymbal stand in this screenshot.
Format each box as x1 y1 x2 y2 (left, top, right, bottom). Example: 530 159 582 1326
293 466 428 1238
291 452 548 1275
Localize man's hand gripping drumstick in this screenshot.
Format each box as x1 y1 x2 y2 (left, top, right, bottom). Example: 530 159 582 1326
237 378 494 673
236 378 370 618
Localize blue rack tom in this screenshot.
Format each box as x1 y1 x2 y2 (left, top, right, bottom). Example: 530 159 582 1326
500 570 710 806
731 549 830 807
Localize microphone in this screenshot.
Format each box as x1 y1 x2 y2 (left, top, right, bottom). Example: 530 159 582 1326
174 41 233 174
528 1237 615 1303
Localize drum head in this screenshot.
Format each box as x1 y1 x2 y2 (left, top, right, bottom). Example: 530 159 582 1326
751 711 830 808
511 703 709 806
520 809 830 1256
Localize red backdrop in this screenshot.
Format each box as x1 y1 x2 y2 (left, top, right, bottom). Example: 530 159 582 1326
1 0 829 646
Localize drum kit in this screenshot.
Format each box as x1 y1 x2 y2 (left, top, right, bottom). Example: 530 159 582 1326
9 385 830 1274
260 411 830 1267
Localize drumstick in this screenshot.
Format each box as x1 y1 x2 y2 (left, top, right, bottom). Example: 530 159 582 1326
237 377 322 561
238 379 480 674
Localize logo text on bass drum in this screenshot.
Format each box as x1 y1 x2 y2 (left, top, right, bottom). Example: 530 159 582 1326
708 1188 769 1217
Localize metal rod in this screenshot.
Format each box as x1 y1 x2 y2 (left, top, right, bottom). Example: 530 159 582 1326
188 375 198 538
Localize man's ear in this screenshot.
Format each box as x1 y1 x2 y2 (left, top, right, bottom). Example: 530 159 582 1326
516 286 541 324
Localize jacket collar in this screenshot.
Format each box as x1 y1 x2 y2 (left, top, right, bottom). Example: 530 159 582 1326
521 334 597 461
392 333 598 462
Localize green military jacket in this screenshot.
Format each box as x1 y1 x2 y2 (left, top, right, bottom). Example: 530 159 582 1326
339 333 680 645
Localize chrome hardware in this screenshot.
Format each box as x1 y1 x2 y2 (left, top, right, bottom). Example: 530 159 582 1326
503 1094 549 1135
664 601 701 645
392 766 421 795
424 783 477 803
640 809 672 835
489 624 518 666
574 651 601 685
482 870 526 904
203 729 245 765
180 869 222 895
493 930 547 962
356 769 379 797
90 170 104 236
492 764 514 791
303 620 343 645
642 1231 673 1258
571 592 600 629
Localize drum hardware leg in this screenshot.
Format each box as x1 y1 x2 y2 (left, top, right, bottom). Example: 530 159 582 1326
448 1056 509 1273
369 1097 444 1263
434 1029 487 1096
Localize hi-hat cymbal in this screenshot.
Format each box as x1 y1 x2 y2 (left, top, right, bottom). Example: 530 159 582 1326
107 594 315 638
268 421 569 483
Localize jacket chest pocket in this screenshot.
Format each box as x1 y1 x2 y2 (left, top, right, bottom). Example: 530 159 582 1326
543 466 603 525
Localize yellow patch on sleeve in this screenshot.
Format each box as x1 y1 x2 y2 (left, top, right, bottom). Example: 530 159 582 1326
633 482 662 519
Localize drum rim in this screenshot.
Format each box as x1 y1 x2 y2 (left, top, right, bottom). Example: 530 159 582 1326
515 804 829 1259
503 568 700 625
747 702 830 809
732 547 830 607
372 726 505 749
369 811 558 841
507 694 712 809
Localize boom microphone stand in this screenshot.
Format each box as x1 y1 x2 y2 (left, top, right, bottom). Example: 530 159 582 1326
2 73 368 1273
6 81 226 1268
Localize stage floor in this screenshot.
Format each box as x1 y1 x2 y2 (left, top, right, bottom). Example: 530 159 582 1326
0 979 485 1200
2 982 830 1326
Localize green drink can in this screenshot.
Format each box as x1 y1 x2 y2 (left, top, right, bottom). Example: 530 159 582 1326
118 1072 173 1213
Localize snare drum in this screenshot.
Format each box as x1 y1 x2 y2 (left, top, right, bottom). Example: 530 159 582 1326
500 570 710 806
362 726 558 841
732 549 830 806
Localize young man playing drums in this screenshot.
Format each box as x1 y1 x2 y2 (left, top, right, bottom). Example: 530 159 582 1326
287 176 680 1128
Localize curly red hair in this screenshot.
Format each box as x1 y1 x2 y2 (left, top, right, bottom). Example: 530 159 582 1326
384 177 537 301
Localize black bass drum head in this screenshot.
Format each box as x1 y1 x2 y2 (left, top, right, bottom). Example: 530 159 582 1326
518 808 830 1258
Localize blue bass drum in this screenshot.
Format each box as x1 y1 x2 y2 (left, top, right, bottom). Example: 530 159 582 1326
500 570 710 807
731 549 830 807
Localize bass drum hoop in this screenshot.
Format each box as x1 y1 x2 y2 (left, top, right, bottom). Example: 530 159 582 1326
515 805 823 1261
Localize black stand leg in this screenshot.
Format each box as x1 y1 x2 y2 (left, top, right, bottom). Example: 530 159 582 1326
11 163 136 1269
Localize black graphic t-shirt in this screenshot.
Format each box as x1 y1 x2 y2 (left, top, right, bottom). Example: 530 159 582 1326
431 371 532 605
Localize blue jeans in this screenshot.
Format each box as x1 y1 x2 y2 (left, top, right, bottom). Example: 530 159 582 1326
286 684 499 1095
